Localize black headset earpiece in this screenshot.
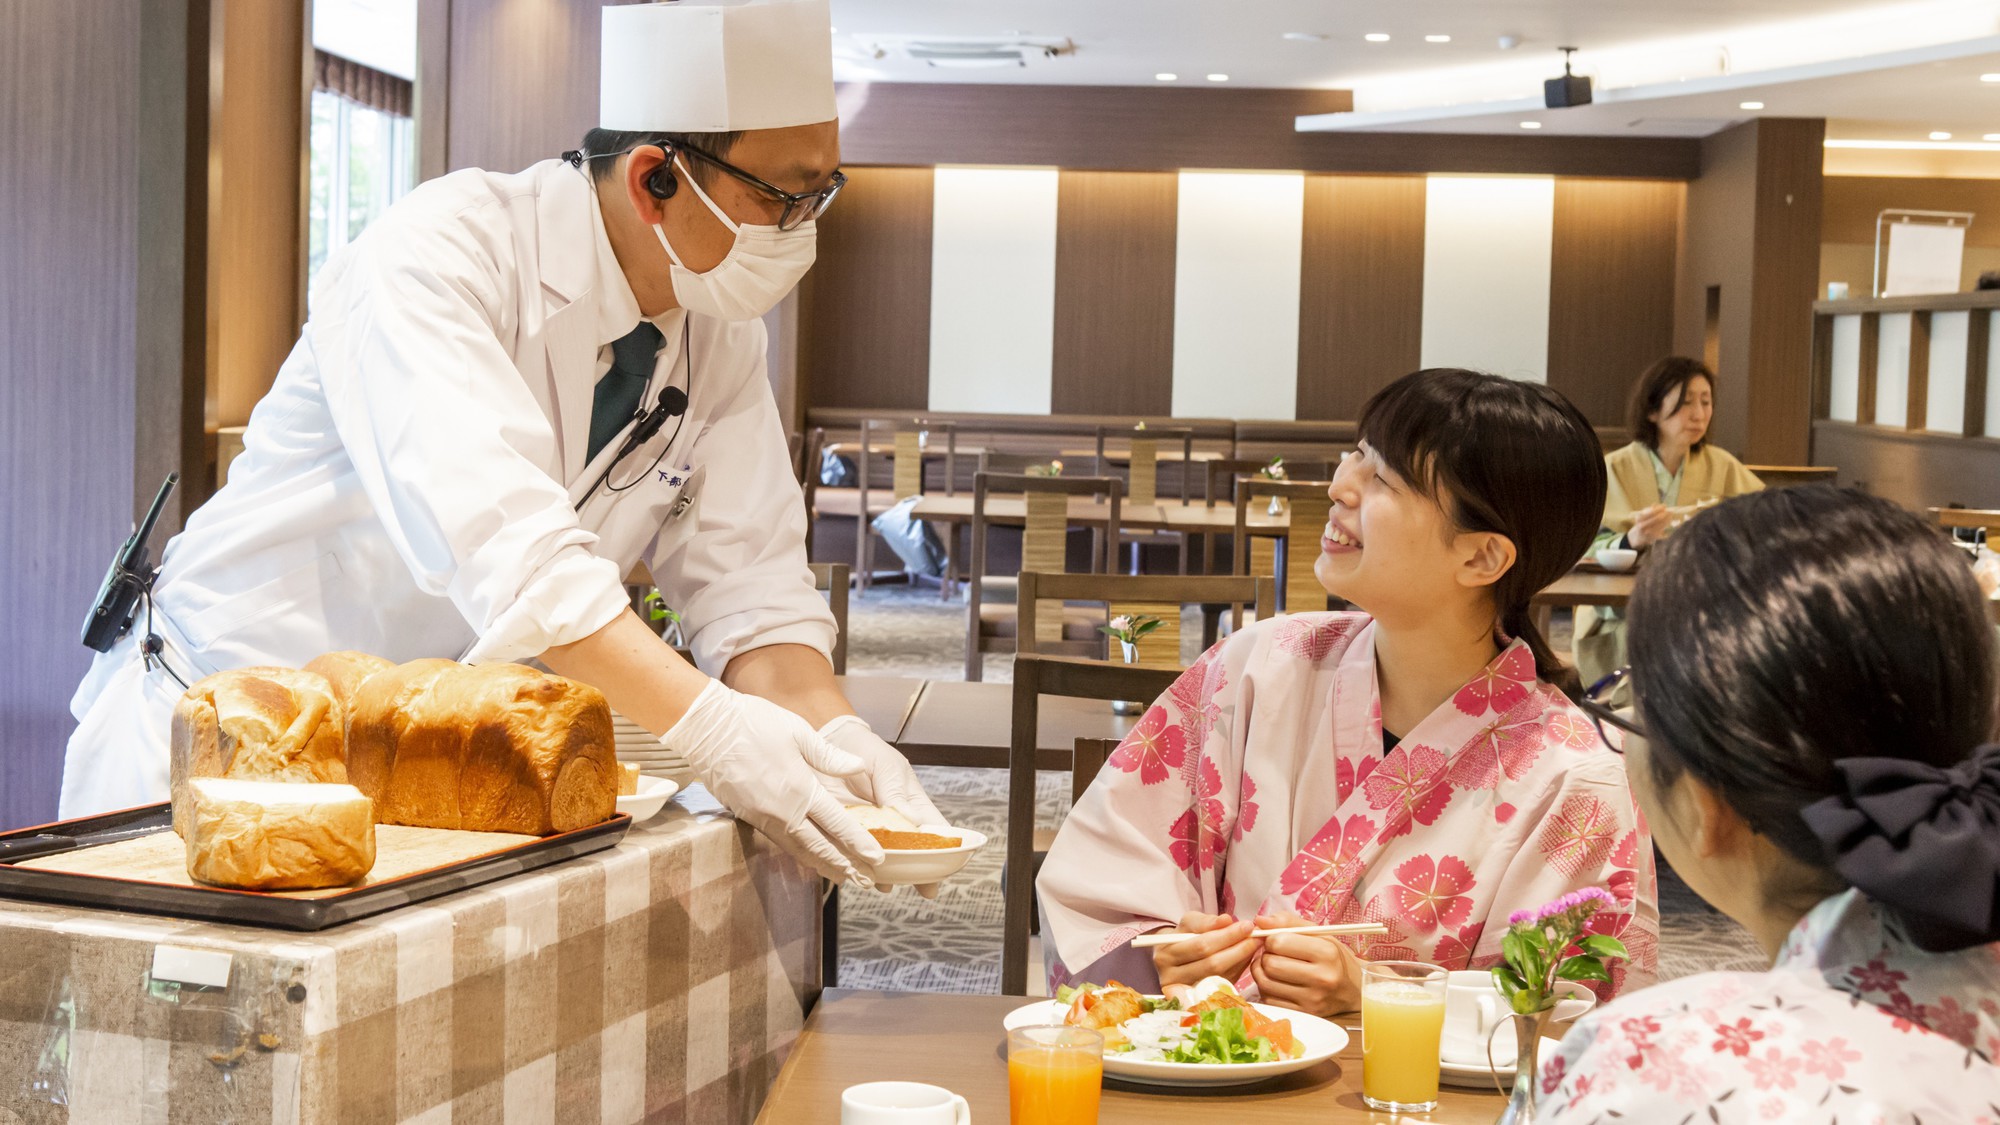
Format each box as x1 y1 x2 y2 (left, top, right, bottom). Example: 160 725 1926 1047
644 143 679 200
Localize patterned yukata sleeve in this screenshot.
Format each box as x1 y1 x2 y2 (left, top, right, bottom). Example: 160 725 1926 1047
1482 754 1659 999
1036 640 1238 994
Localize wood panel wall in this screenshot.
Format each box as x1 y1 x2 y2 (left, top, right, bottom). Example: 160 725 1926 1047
1050 171 1178 416
2 1 178 829
1745 118 1827 464
1547 179 1684 426
209 0 309 429
1295 175 1426 420
798 166 935 412
837 85 1700 179
1811 420 2000 509
441 0 638 174
1822 176 2000 247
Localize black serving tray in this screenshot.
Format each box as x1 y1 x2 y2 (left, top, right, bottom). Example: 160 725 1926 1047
0 803 631 931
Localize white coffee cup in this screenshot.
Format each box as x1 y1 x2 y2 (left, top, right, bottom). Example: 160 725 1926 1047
1441 971 1595 1067
840 1081 971 1125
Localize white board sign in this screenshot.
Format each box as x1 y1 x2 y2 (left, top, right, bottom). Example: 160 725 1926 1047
1883 221 1966 297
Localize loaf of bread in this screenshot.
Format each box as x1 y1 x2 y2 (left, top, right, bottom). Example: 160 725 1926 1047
303 650 395 709
171 668 348 837
346 661 618 835
183 778 376 890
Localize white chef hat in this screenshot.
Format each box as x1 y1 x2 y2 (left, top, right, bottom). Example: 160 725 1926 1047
599 0 837 133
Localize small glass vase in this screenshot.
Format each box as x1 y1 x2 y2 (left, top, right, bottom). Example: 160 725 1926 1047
1493 1007 1553 1125
1112 640 1143 714
1266 495 1286 517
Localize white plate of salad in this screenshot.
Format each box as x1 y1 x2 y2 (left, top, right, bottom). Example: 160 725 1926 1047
1002 976 1348 1088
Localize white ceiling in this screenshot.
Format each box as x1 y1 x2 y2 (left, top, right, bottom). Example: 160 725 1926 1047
829 0 2000 146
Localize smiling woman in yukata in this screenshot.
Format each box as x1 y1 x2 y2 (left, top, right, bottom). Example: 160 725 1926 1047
1037 368 1659 1016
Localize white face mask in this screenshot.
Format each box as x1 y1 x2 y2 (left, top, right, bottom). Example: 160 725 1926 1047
653 153 816 321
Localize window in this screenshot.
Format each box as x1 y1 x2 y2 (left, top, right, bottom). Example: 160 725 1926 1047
307 49 415 280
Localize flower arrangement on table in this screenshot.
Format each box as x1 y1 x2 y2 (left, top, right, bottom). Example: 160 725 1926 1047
1027 459 1064 478
1100 614 1164 663
1492 886 1627 1014
1257 455 1287 481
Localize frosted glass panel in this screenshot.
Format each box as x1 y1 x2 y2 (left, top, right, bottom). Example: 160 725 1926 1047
1926 311 1968 434
928 167 1059 414
1828 315 1861 423
1874 313 1910 427
1171 171 1305 420
1420 176 1555 382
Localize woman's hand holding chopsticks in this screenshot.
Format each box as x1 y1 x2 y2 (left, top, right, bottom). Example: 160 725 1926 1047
1150 911 1262 991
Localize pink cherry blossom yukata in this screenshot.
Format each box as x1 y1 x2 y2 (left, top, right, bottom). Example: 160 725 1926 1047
1538 890 2000 1124
1036 611 1659 1000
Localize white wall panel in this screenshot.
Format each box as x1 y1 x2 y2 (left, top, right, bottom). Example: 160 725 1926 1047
1170 171 1305 420
1419 176 1555 382
1828 314 1862 423
1874 312 1911 427
927 167 1059 414
1926 311 1969 435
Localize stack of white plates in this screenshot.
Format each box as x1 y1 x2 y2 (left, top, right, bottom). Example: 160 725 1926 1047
611 713 695 785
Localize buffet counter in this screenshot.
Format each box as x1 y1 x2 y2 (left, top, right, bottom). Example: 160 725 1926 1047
0 787 820 1124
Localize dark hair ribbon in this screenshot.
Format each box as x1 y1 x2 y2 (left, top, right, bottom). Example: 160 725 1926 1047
1800 744 2000 952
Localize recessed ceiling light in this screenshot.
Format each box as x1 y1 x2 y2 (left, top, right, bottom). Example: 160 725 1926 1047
1931 131 1954 140
1520 120 1543 129
1207 73 1229 82
1425 34 1451 43
1739 101 1764 110
1983 73 2000 82
1155 72 1178 81
1364 33 1391 43
1282 32 1328 42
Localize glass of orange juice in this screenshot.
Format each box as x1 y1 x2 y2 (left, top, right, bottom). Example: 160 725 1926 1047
1361 960 1449 1112
1007 1025 1102 1125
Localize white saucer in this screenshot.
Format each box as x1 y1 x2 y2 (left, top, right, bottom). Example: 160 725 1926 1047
1440 1052 1516 1089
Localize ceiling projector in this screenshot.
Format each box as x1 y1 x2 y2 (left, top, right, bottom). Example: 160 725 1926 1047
1545 47 1591 108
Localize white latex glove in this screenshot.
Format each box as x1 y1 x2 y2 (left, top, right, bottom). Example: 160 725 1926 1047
818 715 949 898
662 681 884 887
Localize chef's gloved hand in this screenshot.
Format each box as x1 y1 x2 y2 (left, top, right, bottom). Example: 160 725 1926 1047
817 715 948 898
662 680 884 887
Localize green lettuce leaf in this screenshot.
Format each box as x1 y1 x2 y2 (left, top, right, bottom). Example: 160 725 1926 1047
1161 1008 1283 1065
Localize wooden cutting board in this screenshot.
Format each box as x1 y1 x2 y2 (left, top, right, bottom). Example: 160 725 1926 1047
17 824 540 899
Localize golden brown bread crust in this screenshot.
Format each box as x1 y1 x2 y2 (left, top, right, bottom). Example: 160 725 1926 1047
170 667 347 837
183 778 377 890
302 651 395 709
346 661 618 835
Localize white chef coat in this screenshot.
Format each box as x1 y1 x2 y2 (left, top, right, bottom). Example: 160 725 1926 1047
60 158 832 818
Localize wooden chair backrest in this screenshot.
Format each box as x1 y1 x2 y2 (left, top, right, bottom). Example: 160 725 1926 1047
1234 478 1335 616
1204 457 1333 506
807 562 850 674
1094 425 1197 506
1071 737 1119 806
800 427 826 554
1015 571 1276 669
971 473 1124 650
1003 654 1182 994
1746 465 1838 488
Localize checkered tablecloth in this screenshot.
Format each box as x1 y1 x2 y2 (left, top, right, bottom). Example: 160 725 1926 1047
0 786 821 1124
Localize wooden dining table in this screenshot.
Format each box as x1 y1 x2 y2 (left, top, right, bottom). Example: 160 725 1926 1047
1527 569 1637 636
756 989 1512 1124
894 679 1139 769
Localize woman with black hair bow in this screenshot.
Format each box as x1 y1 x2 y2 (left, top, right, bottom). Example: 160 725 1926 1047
1542 486 2000 1121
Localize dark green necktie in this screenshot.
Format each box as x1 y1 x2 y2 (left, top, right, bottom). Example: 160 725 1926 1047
588 320 665 463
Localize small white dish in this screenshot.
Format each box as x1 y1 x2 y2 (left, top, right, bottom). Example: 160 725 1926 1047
1001 998 1347 1088
868 825 987 887
1593 547 1638 572
615 775 678 823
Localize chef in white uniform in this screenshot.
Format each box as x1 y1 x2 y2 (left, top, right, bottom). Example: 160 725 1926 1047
60 0 942 889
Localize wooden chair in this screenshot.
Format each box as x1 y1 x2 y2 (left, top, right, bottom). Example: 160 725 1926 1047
1003 654 1180 995
787 431 806 481
1747 465 1838 488
801 427 826 556
1232 478 1336 622
1198 458 1332 573
854 417 931 590
965 472 1124 682
807 562 850 675
1016 571 1276 662
1095 425 1197 573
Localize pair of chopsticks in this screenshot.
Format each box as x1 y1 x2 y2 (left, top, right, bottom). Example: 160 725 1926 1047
1131 922 1388 948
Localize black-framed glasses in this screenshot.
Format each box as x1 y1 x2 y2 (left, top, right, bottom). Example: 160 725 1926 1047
676 144 846 231
1576 666 1645 753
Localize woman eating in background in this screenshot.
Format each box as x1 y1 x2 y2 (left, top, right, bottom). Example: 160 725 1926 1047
1037 368 1659 1016
1575 357 1762 696
1541 487 2000 1121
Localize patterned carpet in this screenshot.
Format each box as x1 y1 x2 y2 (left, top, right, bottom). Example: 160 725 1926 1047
836 581 1768 994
